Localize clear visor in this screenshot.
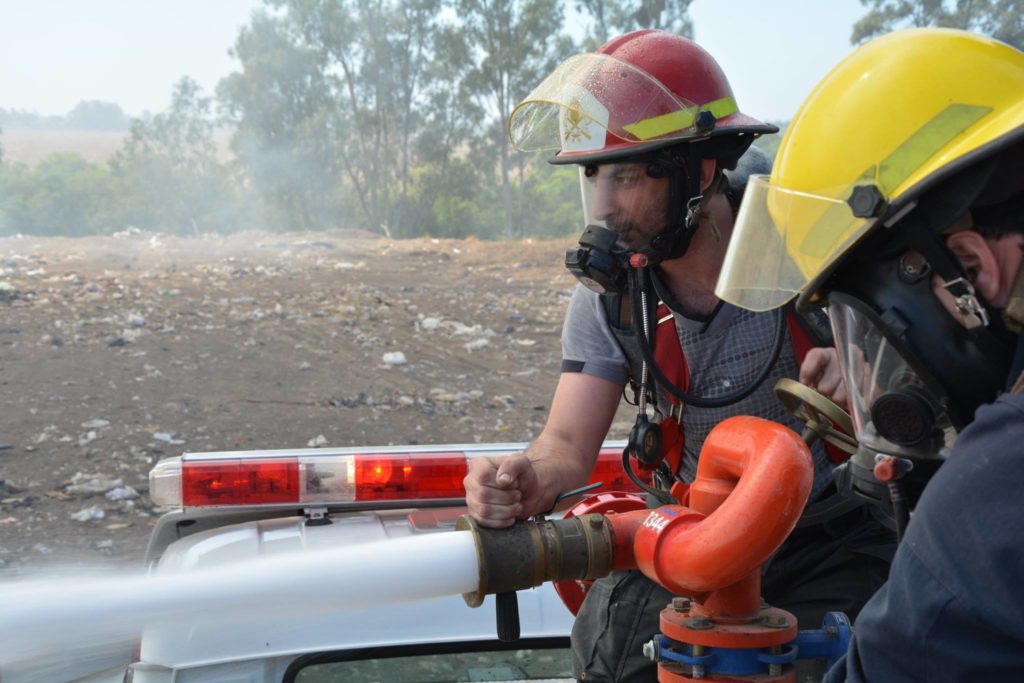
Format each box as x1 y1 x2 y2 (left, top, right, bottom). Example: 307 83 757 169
509 53 730 155
715 175 872 311
577 163 670 250
829 299 955 454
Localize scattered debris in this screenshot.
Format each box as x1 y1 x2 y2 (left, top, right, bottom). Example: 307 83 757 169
66 473 123 497
382 351 407 365
105 486 139 502
0 232 575 566
70 506 105 522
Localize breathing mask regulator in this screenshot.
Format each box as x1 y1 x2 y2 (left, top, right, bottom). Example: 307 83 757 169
564 146 786 493
823 163 1018 539
564 147 705 294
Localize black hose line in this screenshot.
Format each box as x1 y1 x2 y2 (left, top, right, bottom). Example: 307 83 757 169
622 447 675 506
627 267 786 409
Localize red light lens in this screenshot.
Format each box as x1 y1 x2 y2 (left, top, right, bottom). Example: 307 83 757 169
182 458 300 506
355 453 467 501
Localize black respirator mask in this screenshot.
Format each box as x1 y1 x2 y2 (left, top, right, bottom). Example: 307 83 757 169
564 150 706 294
824 220 1016 511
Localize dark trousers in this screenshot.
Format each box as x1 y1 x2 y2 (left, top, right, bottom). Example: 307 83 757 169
571 506 895 682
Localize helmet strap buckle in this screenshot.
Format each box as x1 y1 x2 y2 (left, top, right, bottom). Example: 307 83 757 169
942 277 990 329
685 193 704 230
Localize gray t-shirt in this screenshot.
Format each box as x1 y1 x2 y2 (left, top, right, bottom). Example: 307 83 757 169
561 283 834 503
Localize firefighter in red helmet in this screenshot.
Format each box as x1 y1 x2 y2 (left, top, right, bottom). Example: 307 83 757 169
466 30 895 682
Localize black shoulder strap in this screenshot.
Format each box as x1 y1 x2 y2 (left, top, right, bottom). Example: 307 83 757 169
598 290 663 409
601 292 648 398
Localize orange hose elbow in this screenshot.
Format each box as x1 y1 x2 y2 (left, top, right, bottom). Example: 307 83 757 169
632 416 813 597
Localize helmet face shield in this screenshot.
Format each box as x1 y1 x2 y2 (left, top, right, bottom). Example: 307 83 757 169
829 296 955 457
716 174 871 311
715 30 1024 314
509 53 736 160
578 163 670 250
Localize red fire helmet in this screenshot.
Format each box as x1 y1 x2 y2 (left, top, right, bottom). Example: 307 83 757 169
510 29 775 165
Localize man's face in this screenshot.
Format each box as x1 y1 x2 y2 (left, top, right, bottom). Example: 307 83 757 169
582 163 670 249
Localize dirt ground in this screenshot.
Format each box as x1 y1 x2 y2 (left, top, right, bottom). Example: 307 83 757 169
0 229 639 571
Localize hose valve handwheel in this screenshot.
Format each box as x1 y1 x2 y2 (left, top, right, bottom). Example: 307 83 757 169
774 378 857 455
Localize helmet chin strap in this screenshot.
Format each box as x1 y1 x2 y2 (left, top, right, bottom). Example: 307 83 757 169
645 154 715 264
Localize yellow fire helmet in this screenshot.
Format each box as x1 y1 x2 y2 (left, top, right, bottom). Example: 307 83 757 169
715 28 1024 312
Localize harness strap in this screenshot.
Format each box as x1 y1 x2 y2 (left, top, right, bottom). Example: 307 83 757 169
654 302 689 402
653 303 688 476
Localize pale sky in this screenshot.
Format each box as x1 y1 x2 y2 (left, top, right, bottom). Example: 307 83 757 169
1 0 866 122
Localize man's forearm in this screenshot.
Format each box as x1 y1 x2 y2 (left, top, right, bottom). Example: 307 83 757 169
524 430 598 497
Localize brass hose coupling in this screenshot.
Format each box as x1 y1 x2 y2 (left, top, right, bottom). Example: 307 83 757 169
457 514 615 607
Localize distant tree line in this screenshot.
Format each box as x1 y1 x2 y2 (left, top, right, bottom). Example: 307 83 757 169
0 101 132 132
0 0 1019 239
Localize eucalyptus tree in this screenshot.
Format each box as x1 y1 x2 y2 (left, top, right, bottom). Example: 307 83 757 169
220 0 446 234
575 0 694 49
112 77 233 233
853 0 1023 50
456 0 570 238
218 10 342 231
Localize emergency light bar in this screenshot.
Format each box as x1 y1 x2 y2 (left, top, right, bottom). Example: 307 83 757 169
149 441 644 509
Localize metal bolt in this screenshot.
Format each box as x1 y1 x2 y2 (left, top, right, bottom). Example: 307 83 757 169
642 639 657 661
588 516 603 529
689 614 711 630
691 641 707 679
764 614 788 628
769 645 782 676
672 597 692 612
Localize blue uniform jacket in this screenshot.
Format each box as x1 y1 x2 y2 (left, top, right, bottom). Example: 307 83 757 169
824 391 1024 681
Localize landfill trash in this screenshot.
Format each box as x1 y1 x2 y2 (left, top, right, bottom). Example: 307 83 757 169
0 231 575 567
382 351 407 365
105 486 140 502
77 430 100 447
70 506 106 522
67 473 123 497
153 432 185 445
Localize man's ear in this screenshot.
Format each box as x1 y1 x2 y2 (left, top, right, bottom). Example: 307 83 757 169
946 230 1001 301
699 159 717 192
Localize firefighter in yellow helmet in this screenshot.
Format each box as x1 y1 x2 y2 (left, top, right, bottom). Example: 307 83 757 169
716 28 1024 680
